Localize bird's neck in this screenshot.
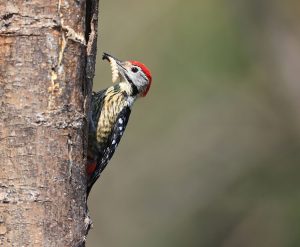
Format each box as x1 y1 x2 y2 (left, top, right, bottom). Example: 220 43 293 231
107 82 138 108
118 81 133 95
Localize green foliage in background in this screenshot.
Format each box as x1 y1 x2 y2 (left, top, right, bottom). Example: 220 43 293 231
88 1 300 246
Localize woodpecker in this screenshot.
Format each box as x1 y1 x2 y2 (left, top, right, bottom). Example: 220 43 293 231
87 53 152 194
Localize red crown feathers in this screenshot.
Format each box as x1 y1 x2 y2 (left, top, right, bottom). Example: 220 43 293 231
130 60 152 96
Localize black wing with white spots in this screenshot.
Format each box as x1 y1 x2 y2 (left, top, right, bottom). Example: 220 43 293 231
87 106 131 193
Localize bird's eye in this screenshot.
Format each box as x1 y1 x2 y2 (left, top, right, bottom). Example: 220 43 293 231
131 67 138 73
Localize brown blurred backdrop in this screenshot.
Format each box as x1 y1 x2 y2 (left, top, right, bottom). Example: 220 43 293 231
87 1 300 246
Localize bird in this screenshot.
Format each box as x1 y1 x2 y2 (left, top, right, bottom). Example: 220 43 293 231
86 53 152 195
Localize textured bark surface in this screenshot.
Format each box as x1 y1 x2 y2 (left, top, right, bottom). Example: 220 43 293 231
0 0 99 246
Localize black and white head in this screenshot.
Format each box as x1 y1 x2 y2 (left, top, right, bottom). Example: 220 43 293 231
103 53 152 97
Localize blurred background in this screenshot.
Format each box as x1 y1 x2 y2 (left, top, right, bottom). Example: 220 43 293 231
88 1 300 246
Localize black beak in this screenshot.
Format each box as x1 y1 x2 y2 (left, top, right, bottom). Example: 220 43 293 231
102 52 127 71
102 52 123 66
102 52 120 62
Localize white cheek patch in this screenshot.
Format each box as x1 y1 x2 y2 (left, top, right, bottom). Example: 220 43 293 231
109 58 119 83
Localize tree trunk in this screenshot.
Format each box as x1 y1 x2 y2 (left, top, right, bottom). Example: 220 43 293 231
0 0 99 246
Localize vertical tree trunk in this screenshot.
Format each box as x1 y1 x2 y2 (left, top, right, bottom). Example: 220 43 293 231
0 0 99 246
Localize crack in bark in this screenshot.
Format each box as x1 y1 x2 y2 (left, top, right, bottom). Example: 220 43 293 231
0 187 53 204
0 12 58 36
67 134 74 180
0 12 55 22
34 108 86 129
81 0 100 243
0 33 41 37
85 0 93 43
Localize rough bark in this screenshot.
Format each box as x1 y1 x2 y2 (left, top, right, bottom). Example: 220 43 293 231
0 0 99 246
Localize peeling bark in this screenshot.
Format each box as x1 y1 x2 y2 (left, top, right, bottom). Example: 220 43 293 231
0 0 99 246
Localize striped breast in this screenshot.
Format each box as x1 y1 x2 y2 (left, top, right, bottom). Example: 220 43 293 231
96 88 128 145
